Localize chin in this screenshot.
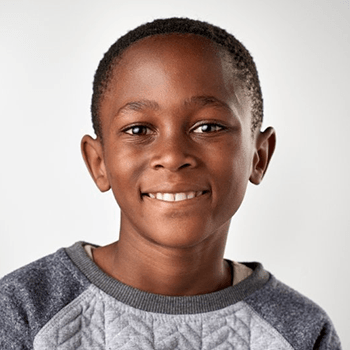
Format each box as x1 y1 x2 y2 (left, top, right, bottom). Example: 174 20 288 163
141 219 222 250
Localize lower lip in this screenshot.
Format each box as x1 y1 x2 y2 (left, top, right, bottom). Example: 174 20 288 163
142 192 209 204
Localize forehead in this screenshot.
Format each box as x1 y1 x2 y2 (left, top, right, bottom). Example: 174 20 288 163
109 33 239 92
123 33 223 61
99 33 250 132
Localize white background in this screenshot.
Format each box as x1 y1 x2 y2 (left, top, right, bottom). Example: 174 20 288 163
0 0 349 346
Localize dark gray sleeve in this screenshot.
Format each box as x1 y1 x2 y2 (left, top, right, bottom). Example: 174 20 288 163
0 248 90 350
245 275 342 350
0 281 31 350
313 320 342 350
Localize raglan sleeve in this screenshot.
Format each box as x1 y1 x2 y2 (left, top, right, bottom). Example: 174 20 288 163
313 319 342 350
0 279 32 350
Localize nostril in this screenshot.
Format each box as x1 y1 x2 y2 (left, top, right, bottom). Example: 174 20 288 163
150 147 198 171
179 163 192 170
154 164 164 170
153 162 192 171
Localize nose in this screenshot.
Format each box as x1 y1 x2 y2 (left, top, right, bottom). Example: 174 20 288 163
150 133 198 171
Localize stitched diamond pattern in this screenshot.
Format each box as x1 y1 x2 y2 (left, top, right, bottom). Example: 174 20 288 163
34 286 293 350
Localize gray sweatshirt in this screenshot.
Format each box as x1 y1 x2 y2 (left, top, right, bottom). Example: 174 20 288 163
0 242 341 349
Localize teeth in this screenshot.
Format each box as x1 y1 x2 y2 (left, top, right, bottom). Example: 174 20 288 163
187 192 195 199
156 193 163 200
175 193 187 201
148 191 204 202
163 193 175 201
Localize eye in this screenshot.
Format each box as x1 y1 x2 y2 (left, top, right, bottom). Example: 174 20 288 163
192 123 224 133
124 125 152 135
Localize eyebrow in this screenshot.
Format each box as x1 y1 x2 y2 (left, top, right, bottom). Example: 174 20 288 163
183 95 233 113
116 100 160 117
116 95 233 117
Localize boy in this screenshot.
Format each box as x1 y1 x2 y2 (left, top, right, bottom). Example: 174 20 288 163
0 17 341 349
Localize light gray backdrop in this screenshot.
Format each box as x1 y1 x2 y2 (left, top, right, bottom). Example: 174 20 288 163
0 0 349 347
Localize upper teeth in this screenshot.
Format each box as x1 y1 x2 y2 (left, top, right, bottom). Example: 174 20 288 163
148 191 203 202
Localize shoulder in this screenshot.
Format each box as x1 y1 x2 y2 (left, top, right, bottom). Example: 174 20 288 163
0 243 90 349
244 267 342 350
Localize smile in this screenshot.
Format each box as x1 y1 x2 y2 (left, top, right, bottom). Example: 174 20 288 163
144 191 206 202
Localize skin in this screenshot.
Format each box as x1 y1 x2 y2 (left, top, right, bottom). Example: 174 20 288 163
81 34 276 296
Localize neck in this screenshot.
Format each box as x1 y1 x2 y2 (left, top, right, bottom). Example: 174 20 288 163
93 223 232 296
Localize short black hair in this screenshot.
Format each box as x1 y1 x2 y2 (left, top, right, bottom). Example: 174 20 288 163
91 17 263 138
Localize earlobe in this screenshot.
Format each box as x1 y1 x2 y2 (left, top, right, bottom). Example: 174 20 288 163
249 127 276 185
81 135 111 192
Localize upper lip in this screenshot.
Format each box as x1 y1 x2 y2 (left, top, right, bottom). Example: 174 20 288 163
141 183 210 195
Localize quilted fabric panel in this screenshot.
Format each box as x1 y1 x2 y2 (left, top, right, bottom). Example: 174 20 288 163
34 285 293 350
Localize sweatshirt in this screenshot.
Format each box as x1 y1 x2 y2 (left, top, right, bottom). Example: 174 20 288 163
0 241 342 349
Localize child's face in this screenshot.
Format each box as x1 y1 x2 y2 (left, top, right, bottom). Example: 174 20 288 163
84 34 271 248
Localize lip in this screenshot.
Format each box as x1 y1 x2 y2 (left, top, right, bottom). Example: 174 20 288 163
141 182 210 195
141 183 210 203
142 190 210 204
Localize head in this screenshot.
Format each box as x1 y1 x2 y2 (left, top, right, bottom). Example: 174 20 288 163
82 18 276 249
91 17 264 139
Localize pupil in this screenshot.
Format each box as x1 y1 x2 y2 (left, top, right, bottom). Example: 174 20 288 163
202 124 211 132
133 126 142 134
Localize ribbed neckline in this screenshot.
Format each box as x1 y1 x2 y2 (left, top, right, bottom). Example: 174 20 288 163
65 241 270 315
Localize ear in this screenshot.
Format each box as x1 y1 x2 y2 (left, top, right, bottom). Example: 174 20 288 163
249 127 276 185
81 135 111 192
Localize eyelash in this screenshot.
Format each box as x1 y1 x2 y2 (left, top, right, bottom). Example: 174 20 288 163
124 125 153 135
192 123 225 133
123 123 225 136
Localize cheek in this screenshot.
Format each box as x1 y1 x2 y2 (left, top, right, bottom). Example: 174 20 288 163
104 147 146 203
210 141 252 215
